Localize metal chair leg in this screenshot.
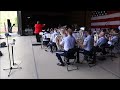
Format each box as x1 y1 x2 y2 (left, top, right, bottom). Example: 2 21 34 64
66 58 79 71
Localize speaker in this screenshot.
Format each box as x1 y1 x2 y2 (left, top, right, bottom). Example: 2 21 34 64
7 19 11 32
7 19 11 27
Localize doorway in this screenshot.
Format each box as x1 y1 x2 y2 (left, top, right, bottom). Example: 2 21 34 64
0 11 18 34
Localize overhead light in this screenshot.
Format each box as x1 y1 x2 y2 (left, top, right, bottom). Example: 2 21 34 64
27 17 30 18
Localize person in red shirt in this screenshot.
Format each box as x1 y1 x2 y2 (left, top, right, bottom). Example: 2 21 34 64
34 21 45 42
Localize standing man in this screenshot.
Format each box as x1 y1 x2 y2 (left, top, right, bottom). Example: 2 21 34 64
34 21 45 42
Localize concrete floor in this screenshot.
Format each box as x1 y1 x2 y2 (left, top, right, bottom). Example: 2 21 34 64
0 34 120 79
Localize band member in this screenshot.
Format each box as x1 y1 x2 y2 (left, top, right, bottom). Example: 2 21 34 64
56 28 67 51
47 28 59 52
79 30 95 64
108 28 119 46
56 28 76 66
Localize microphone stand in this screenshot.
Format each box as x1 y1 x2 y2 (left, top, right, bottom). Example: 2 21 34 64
3 33 22 77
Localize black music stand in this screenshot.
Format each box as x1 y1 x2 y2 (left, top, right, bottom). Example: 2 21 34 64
3 33 22 77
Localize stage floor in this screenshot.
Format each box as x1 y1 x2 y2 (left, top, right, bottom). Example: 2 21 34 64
0 34 120 79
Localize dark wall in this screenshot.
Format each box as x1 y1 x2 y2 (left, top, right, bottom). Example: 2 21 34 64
21 11 68 30
20 11 91 35
17 11 22 35
66 11 91 28
66 11 85 25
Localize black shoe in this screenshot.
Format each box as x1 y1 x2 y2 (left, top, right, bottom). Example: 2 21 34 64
57 63 65 66
89 61 96 64
66 62 71 65
45 50 48 52
50 51 53 53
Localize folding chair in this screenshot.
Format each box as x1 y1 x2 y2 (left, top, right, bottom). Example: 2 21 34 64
80 47 96 67
64 48 79 71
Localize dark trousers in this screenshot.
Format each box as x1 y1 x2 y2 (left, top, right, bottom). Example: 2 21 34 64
35 34 40 42
56 51 68 64
95 46 107 55
79 48 96 63
47 41 57 52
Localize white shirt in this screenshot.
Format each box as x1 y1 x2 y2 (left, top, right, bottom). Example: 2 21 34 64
60 35 76 51
96 36 107 46
72 31 80 40
51 32 59 43
42 32 50 41
83 35 94 51
108 36 118 45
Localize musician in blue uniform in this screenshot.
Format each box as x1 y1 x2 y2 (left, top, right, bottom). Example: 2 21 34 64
56 28 76 66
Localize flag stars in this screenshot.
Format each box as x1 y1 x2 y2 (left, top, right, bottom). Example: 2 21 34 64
91 11 107 17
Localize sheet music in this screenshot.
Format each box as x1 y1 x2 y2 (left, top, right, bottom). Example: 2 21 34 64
39 32 44 35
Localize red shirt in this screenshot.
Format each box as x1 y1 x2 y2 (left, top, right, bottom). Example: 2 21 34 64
34 24 45 34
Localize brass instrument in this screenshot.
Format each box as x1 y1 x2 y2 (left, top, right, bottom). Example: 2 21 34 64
56 35 64 50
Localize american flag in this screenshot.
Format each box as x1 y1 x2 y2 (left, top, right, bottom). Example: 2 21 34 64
91 11 120 30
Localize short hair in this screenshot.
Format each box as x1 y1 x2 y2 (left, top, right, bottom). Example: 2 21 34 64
66 25 73 29
113 28 119 33
102 29 106 32
60 28 66 34
99 31 105 37
54 28 58 32
67 28 73 35
85 30 92 35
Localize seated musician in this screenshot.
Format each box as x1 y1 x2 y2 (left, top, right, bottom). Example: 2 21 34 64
47 28 59 53
56 28 67 51
103 29 111 40
79 30 94 51
72 30 80 40
78 30 95 64
108 28 119 46
56 28 76 66
95 31 108 47
50 28 54 34
42 31 51 46
94 30 108 55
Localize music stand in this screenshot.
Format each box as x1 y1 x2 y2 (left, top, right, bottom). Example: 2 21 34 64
3 33 22 77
